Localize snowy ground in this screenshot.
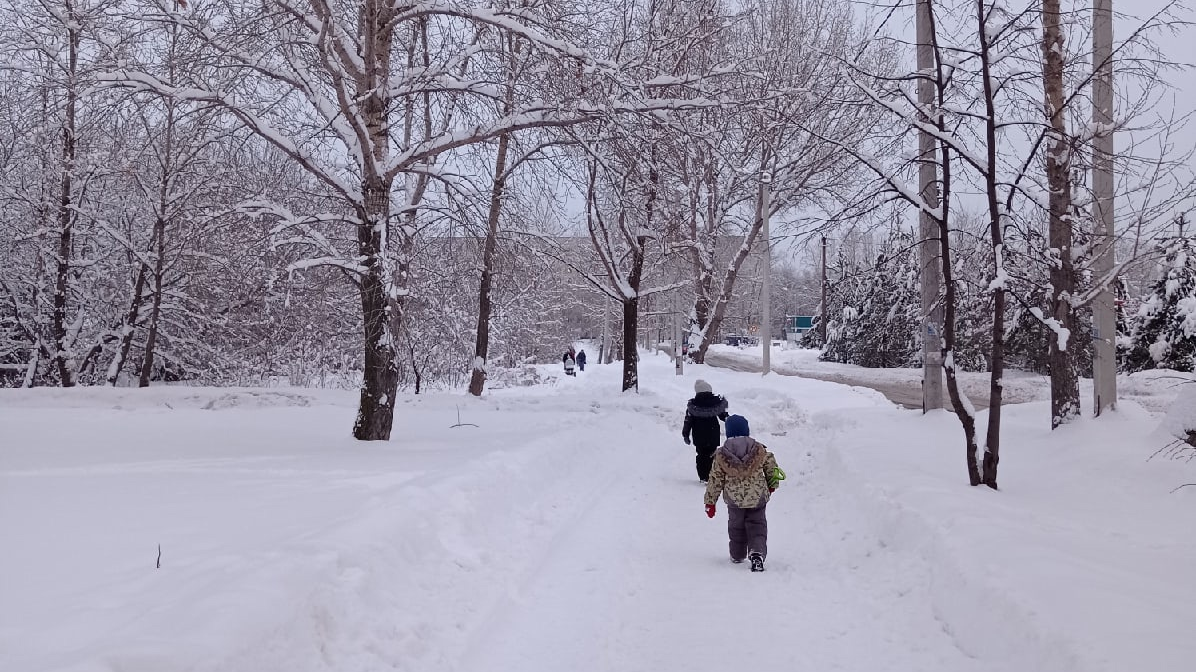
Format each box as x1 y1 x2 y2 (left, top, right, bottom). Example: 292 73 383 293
1 350 1193 672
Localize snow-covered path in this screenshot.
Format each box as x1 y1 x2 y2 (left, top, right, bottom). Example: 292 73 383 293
4 353 1192 671
458 438 996 672
455 378 999 672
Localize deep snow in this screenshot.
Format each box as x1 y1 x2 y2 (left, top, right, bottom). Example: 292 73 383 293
1 349 1192 672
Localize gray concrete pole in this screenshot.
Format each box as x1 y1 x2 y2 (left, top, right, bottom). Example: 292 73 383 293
1092 0 1117 415
820 235 828 343
674 292 684 375
761 173 772 375
917 0 944 411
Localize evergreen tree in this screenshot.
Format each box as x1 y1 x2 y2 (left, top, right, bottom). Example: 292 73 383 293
821 230 920 368
1114 277 1134 370
1126 233 1196 372
820 248 864 364
852 232 920 367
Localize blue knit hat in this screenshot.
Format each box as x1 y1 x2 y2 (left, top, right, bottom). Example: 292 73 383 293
725 414 750 438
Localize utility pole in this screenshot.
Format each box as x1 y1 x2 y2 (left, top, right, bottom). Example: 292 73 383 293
761 172 772 375
1092 0 1117 416
820 235 828 343
917 0 944 412
673 292 684 376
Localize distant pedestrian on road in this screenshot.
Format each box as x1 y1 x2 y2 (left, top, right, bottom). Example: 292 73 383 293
704 414 784 572
576 349 587 371
562 347 577 376
682 379 728 483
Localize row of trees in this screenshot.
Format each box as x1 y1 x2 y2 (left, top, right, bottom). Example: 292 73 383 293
815 0 1193 487
812 220 1196 376
3 0 1191 459
1 0 884 440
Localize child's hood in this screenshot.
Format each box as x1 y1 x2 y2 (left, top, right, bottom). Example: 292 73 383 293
717 436 766 474
687 392 727 418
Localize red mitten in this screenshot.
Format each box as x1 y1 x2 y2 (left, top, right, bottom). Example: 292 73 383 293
705 504 716 518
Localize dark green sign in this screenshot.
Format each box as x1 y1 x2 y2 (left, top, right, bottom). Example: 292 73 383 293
789 315 815 330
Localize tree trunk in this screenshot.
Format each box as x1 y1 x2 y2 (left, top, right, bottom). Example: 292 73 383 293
621 230 647 390
978 0 1003 488
984 287 1005 487
599 300 609 365
351 0 400 440
468 131 510 397
690 286 712 363
51 10 81 387
922 2 980 485
621 297 639 390
107 256 149 385
688 159 718 364
1043 0 1080 428
138 217 167 388
940 216 982 486
353 180 400 440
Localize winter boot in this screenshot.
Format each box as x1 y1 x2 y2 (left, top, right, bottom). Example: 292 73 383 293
749 551 765 572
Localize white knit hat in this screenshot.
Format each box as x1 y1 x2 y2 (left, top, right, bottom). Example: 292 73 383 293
694 379 713 394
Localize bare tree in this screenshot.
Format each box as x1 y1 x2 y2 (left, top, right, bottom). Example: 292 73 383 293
674 0 891 362
105 0 732 437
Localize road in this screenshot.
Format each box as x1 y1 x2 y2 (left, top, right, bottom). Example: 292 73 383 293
705 350 991 412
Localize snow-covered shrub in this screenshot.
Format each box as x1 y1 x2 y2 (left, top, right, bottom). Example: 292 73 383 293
486 365 549 389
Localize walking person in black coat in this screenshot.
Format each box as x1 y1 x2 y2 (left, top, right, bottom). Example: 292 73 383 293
576 349 587 371
682 379 729 483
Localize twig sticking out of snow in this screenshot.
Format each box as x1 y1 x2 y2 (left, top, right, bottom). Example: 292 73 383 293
156 544 161 569
450 405 478 429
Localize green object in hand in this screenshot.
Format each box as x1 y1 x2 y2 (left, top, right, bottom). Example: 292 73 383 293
768 466 786 489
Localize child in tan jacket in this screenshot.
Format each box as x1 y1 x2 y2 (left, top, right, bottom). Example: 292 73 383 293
703 414 783 571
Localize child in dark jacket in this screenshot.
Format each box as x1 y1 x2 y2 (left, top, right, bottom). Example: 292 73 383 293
681 379 728 483
704 414 783 572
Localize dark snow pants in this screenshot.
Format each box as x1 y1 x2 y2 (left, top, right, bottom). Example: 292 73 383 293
695 444 718 481
727 503 768 561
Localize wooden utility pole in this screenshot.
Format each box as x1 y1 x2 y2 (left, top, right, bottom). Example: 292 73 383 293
820 235 828 343
917 0 944 411
760 173 772 375
1092 0 1117 416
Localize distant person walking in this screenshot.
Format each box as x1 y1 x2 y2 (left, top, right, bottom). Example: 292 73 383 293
576 349 587 371
562 347 577 376
681 379 728 483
